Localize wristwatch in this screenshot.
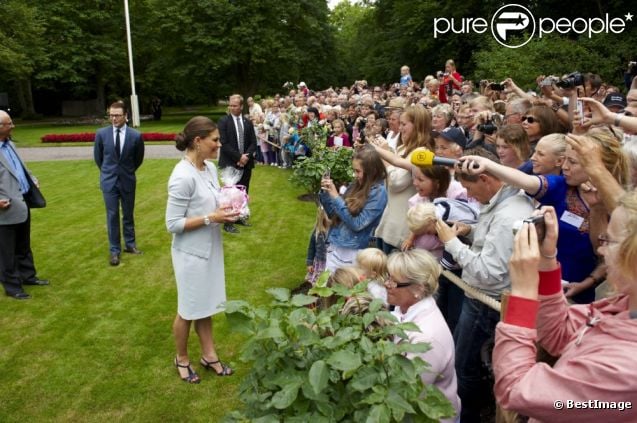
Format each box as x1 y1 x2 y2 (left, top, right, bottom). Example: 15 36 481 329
203 215 211 226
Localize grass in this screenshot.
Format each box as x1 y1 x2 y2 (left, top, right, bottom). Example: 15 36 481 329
0 160 317 422
11 106 228 147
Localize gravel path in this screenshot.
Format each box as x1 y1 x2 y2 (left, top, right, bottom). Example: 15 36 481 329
16 145 182 162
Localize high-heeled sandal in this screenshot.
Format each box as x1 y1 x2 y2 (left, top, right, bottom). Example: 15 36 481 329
200 357 233 376
174 357 201 384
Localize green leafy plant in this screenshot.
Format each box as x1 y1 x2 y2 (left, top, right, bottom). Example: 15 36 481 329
290 121 354 194
224 280 455 422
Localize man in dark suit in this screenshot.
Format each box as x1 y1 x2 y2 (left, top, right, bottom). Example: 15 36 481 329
217 94 257 233
94 101 145 265
0 110 49 299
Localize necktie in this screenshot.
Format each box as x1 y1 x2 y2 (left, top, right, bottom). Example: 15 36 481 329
115 128 121 160
236 116 244 153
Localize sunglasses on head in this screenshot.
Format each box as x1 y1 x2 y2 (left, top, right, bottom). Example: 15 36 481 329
522 116 537 124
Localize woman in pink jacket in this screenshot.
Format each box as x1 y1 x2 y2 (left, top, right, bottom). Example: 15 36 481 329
494 195 637 422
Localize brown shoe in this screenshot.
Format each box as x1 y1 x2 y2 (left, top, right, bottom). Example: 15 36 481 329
110 253 120 266
124 247 143 255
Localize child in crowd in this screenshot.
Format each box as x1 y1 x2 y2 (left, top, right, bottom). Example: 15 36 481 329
402 202 444 259
305 206 331 285
321 266 364 309
355 248 388 304
327 118 351 149
400 65 413 88
255 113 272 165
327 266 363 290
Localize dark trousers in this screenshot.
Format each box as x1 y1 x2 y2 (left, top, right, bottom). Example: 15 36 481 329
102 184 136 253
375 238 398 255
435 268 465 335
0 210 37 295
454 297 500 423
237 166 253 194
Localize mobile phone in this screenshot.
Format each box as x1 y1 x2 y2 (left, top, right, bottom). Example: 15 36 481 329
322 168 331 179
489 83 505 91
576 99 584 125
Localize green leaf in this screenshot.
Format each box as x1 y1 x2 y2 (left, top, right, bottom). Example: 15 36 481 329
308 286 333 297
359 334 374 350
291 294 318 307
289 307 316 326
252 415 280 423
270 383 301 410
255 326 285 340
348 365 378 392
267 287 291 302
308 360 329 395
367 404 391 423
224 310 254 335
387 389 416 414
417 385 456 420
396 341 432 355
296 324 320 346
327 350 362 373
224 300 251 314
315 270 331 288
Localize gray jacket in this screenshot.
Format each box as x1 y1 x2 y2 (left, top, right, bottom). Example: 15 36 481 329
445 185 534 298
0 141 30 225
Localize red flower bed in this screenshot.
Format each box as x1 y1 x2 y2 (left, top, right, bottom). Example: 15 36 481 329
41 132 177 143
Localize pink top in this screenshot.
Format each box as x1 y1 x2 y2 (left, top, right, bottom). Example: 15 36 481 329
494 266 637 422
393 297 461 421
327 132 351 148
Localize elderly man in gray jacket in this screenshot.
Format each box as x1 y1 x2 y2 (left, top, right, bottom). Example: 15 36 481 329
0 110 49 300
435 147 534 423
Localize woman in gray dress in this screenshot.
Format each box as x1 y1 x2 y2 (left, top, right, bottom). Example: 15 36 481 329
166 116 239 383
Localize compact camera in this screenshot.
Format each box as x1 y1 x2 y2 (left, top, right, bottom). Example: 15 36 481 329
512 215 546 242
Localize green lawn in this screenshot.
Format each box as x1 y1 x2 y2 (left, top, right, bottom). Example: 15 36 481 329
11 106 228 147
0 160 316 422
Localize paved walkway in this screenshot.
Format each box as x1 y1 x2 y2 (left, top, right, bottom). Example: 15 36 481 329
16 145 182 162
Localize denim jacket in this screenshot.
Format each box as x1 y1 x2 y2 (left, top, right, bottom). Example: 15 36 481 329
319 182 388 250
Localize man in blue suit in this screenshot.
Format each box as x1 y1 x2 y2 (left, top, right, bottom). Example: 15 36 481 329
94 101 145 266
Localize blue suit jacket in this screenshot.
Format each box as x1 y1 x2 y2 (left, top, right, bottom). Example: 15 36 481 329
93 125 144 193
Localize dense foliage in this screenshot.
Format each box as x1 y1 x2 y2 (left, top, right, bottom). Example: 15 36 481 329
224 279 455 422
290 122 354 194
1 0 635 115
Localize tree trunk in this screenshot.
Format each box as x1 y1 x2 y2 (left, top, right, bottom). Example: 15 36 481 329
96 74 106 116
22 79 36 116
15 79 36 116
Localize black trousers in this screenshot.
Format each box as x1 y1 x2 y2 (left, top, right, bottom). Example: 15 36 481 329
0 209 37 295
237 166 253 194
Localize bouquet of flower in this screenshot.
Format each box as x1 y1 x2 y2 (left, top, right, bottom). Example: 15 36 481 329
219 167 250 220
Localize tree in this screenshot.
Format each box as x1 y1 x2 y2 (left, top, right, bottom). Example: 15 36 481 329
0 0 47 116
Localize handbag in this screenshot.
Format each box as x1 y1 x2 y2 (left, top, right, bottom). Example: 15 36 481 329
23 168 46 208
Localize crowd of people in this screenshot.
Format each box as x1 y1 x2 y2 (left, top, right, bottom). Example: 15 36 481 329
274 62 637 421
3 59 637 422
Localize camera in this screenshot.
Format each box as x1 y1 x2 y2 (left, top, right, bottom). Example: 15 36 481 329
477 120 498 135
540 76 559 87
512 215 546 242
488 82 505 91
556 72 584 89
